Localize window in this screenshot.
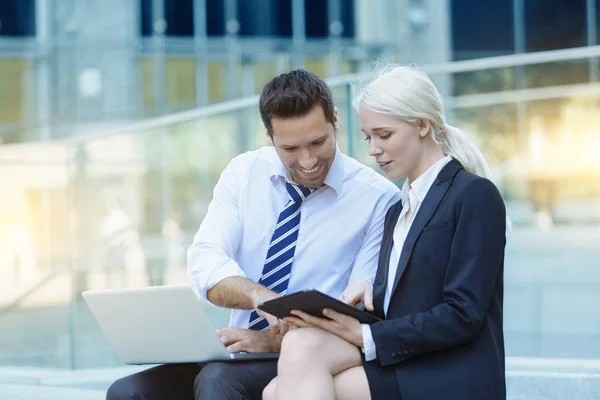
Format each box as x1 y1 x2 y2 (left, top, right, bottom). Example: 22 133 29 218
525 0 586 51
238 0 292 37
0 0 35 36
165 0 194 36
596 0 600 45
140 0 354 38
140 0 194 37
0 59 32 125
452 0 514 60
305 0 354 38
206 0 225 36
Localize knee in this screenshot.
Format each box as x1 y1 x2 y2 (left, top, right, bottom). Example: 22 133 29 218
106 377 135 400
262 379 277 400
194 362 233 395
278 328 325 372
195 362 229 384
280 328 324 359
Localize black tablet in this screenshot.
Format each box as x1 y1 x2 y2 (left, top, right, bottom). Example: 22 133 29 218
258 289 381 324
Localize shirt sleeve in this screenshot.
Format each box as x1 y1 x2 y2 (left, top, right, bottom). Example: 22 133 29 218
187 155 248 299
362 323 377 361
349 188 401 283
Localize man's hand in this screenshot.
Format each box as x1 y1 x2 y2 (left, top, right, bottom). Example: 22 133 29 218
339 278 374 311
251 288 290 335
283 309 364 348
218 327 283 353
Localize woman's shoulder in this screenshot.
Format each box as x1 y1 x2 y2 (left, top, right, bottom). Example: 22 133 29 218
452 169 504 207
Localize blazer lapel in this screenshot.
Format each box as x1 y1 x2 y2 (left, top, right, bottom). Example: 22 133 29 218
390 159 463 297
373 202 402 318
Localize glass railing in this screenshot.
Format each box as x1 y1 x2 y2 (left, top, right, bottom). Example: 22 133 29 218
1 45 600 368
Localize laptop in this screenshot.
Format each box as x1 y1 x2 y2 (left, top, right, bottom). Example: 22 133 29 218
82 285 279 364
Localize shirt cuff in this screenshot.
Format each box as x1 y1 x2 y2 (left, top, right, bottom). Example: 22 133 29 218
361 324 377 362
189 258 246 299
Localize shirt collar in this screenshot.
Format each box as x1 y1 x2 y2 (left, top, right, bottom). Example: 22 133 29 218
322 145 343 194
269 153 289 182
402 155 453 206
269 144 344 195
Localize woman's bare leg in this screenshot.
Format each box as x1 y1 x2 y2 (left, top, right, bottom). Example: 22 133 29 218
263 377 277 400
333 367 371 400
274 327 363 400
264 366 370 400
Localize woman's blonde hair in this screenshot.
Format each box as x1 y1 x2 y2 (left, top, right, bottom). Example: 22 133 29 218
352 65 492 179
353 65 510 229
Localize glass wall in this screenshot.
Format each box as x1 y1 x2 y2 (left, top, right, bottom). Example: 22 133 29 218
1 8 600 400
2 46 600 368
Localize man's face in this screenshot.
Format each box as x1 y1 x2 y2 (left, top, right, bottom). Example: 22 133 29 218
269 106 337 188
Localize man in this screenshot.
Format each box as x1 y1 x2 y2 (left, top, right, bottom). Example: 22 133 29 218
106 70 400 400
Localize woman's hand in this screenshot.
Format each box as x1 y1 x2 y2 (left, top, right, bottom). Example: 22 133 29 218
339 278 374 311
282 279 374 347
283 309 364 348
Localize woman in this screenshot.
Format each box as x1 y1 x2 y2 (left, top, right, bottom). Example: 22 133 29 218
263 66 507 400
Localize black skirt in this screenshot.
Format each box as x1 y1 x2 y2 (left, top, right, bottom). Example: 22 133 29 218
362 353 402 400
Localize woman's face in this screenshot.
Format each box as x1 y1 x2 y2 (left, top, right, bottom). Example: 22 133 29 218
360 106 428 181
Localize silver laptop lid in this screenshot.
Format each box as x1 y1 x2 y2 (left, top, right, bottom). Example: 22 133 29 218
83 285 231 364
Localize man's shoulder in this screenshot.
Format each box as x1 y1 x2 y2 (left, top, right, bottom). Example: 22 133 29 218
340 153 400 197
231 146 275 162
228 146 278 173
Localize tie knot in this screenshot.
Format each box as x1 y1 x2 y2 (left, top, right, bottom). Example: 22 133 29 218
286 182 312 204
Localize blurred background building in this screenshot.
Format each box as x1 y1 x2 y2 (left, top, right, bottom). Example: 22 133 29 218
0 0 452 143
1 0 600 397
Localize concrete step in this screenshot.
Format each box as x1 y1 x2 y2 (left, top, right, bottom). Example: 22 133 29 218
0 383 105 400
1 360 600 400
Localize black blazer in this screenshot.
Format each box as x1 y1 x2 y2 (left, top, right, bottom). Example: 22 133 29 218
365 159 506 400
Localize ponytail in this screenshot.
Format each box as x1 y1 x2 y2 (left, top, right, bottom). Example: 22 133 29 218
435 124 511 230
435 125 492 180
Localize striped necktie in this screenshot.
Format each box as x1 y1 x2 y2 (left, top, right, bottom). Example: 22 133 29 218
248 182 312 331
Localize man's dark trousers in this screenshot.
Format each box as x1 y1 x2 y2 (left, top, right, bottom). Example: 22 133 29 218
106 360 278 400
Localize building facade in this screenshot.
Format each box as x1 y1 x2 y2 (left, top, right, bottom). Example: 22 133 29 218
0 0 456 143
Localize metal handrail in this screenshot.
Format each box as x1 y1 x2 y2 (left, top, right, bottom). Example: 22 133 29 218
0 268 64 314
447 82 600 109
66 44 600 144
0 227 141 314
2 44 599 151
57 44 600 142
328 44 600 86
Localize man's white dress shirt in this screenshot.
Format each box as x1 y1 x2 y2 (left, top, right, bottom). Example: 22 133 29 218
362 155 453 361
188 145 401 328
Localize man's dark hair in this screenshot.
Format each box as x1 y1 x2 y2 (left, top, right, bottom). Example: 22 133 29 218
259 69 335 136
